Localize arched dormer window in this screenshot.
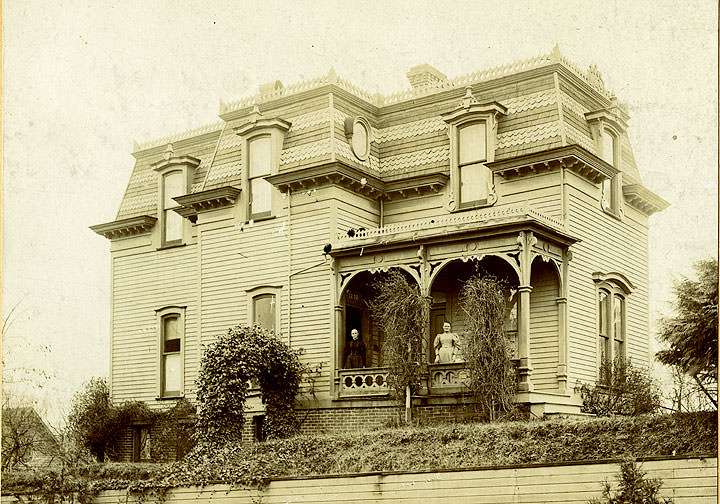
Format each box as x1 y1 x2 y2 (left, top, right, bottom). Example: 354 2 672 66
441 88 506 211
234 114 291 222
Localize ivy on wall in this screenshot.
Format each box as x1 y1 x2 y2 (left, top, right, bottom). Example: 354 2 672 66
195 325 304 444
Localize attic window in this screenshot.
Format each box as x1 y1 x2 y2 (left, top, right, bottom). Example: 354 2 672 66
599 128 622 216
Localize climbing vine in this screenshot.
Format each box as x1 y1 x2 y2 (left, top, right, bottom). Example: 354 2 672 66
195 324 304 444
368 270 429 414
459 273 517 421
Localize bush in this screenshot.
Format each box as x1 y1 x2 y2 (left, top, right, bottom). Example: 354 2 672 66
578 358 662 416
67 378 195 461
195 324 304 444
589 458 673 503
459 274 517 421
367 270 429 413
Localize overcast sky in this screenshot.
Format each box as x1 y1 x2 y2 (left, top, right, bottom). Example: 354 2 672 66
2 1 717 422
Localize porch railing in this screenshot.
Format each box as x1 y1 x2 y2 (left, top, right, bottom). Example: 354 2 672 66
428 362 469 390
338 367 390 396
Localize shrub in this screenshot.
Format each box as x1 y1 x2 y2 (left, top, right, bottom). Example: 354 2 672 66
577 358 662 416
367 270 429 414
589 458 673 503
195 324 304 444
459 274 517 421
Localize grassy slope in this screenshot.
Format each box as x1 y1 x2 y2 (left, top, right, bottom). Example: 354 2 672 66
3 412 717 493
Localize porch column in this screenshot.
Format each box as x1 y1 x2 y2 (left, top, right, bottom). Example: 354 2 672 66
516 231 535 393
333 304 343 397
556 296 568 394
517 285 534 392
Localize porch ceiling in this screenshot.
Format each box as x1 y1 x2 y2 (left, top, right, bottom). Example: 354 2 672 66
331 203 579 254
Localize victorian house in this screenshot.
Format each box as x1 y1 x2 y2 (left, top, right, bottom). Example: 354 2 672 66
92 47 668 456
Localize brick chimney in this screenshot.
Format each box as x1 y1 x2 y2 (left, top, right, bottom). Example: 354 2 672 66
406 64 448 89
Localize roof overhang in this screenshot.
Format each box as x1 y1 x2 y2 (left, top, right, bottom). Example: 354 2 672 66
487 145 618 184
622 184 670 215
173 186 242 222
90 215 157 240
266 162 448 199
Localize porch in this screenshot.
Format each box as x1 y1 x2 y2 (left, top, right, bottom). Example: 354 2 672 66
328 204 577 402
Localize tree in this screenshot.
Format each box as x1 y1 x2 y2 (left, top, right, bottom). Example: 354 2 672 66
656 258 718 408
368 270 428 422
589 458 673 504
459 274 517 421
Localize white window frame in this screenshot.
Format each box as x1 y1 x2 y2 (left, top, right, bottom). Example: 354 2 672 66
441 98 506 212
152 154 199 248
156 306 186 398
247 286 282 334
247 135 274 220
598 126 623 217
234 117 291 223
593 273 633 382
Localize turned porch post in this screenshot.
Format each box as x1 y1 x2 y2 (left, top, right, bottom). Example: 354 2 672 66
516 231 535 393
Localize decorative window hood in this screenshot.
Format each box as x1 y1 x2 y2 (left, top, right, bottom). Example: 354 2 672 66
90 215 157 239
172 186 242 221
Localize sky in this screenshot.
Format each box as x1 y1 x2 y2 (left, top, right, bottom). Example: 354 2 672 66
2 1 717 423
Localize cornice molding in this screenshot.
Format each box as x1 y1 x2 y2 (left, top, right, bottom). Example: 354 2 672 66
172 186 242 221
487 145 618 184
266 163 448 199
90 215 157 240
622 184 670 215
151 155 202 173
233 117 292 137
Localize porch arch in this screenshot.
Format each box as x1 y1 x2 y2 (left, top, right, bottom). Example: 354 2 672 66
428 253 520 289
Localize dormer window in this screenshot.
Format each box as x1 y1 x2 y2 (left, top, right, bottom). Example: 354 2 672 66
151 147 200 248
162 171 184 243
600 129 620 213
248 136 273 219
234 113 291 222
441 88 506 211
458 122 489 207
585 106 628 219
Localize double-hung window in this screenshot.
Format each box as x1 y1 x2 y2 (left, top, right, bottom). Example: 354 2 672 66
162 171 184 244
600 129 619 213
441 91 506 211
248 136 273 219
458 122 490 207
247 286 281 334
593 273 632 383
156 307 185 398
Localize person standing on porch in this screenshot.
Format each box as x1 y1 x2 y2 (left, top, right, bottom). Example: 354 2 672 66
434 322 461 363
344 328 366 368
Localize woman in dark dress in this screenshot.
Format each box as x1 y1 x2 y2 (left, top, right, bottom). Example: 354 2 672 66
344 328 366 368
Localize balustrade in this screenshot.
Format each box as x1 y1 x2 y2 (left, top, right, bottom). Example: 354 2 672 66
338 367 390 396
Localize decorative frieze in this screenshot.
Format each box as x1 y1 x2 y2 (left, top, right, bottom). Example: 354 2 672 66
172 186 241 221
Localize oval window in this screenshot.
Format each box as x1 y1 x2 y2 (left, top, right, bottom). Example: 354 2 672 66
352 120 369 159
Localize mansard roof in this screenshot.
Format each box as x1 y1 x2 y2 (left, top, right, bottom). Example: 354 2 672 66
114 47 649 221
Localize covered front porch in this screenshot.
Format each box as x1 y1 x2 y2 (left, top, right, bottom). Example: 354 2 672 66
328 205 577 407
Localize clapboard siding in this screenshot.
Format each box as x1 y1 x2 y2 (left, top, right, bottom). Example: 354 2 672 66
530 259 560 390
111 245 199 405
56 456 715 504
565 171 649 386
289 199 334 394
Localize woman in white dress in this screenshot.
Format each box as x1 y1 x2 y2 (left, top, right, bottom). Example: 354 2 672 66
433 321 461 363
